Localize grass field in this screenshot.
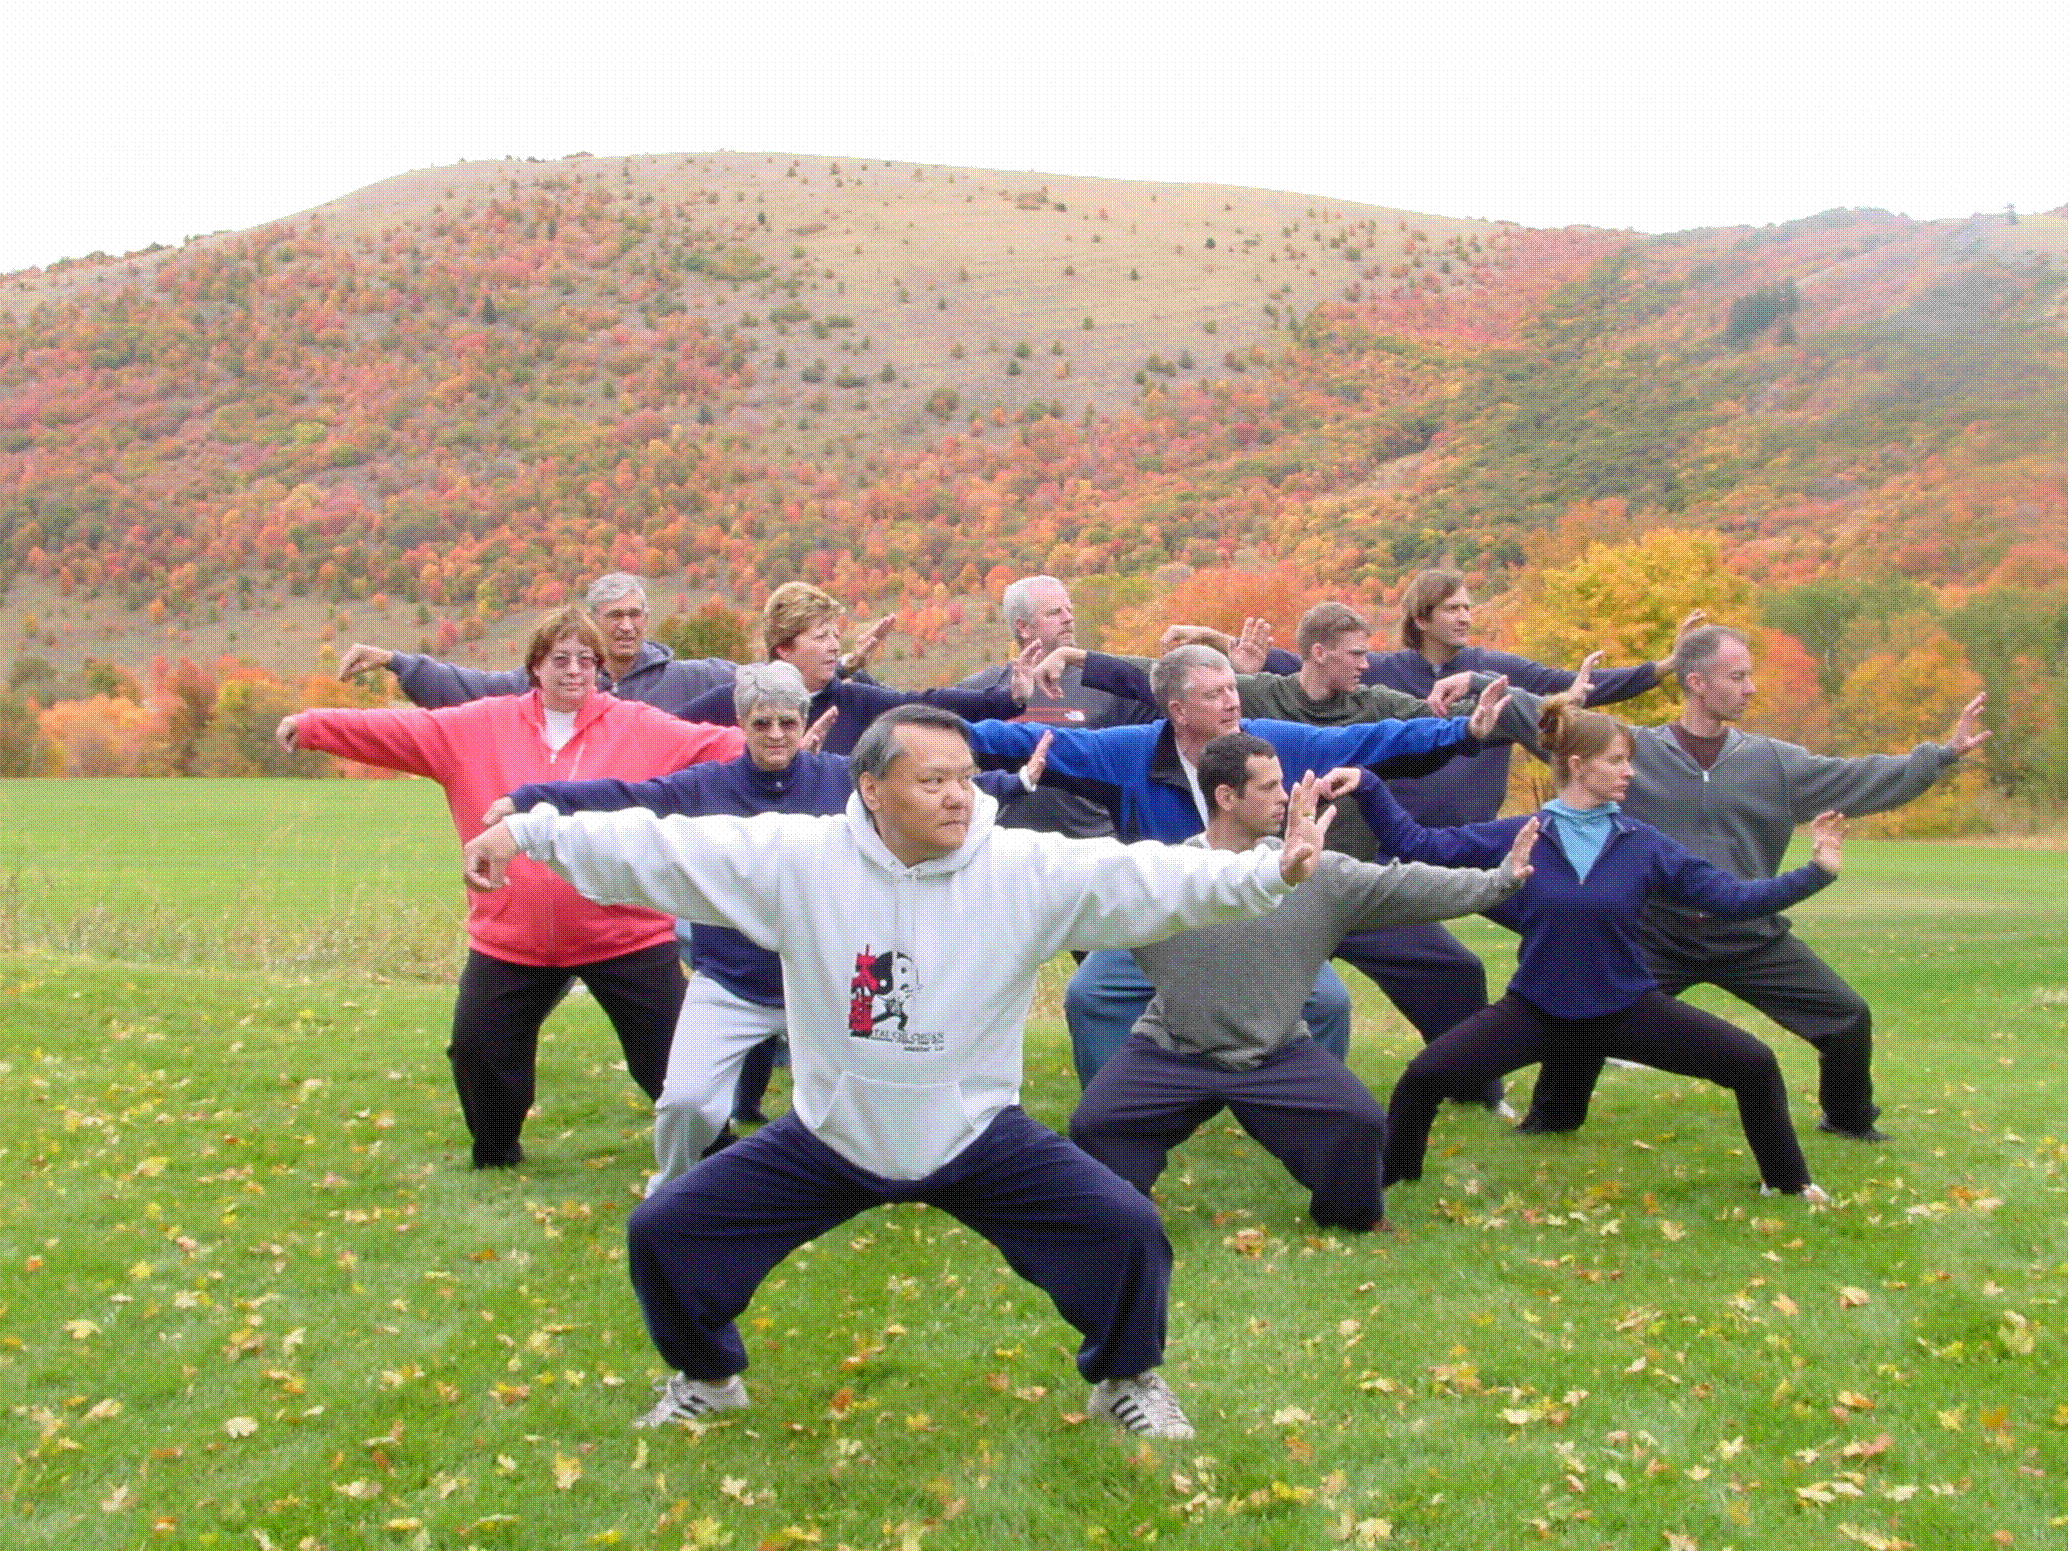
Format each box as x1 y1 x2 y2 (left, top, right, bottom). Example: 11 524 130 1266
2 779 2064 1549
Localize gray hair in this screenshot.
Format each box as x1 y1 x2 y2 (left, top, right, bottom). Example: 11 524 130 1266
1000 574 1064 642
849 705 972 783
732 660 812 721
585 573 649 613
1672 624 1750 688
1149 644 1231 711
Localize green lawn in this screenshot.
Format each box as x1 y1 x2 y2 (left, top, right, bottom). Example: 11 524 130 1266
1 780 2063 1548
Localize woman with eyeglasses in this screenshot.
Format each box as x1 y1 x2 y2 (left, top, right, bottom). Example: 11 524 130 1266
277 606 743 1169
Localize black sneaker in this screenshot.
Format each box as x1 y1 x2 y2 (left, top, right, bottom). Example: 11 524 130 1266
1817 1116 1889 1143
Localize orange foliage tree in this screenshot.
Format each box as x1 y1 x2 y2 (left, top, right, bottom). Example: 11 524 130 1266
39 697 162 777
1102 563 1340 658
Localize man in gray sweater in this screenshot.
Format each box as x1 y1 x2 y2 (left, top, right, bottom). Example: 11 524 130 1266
1069 732 1536 1231
1519 624 1990 1142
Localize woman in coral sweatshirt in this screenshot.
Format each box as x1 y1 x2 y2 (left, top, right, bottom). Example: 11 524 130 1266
278 606 743 1168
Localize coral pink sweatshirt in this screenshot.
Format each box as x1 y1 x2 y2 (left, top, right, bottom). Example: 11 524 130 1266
295 691 742 966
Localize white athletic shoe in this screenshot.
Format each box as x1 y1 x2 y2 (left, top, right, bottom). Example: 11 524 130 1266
633 1372 750 1427
1761 1182 1833 1205
1087 1372 1195 1440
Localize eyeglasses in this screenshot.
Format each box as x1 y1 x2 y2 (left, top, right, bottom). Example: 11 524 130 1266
544 653 599 671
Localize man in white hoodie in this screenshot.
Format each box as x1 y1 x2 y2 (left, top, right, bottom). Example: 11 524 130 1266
462 705 1334 1441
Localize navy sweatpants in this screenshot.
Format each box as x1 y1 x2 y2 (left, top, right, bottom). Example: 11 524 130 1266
1334 921 1505 1107
1071 1034 1389 1230
626 1107 1171 1383
1524 917 1877 1134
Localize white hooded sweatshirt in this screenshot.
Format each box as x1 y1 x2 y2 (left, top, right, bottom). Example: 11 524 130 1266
506 788 1293 1179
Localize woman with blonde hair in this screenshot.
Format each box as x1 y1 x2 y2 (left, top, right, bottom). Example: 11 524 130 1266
1336 693 1847 1204
678 583 1041 756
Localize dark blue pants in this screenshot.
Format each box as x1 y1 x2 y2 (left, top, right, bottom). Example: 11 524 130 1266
1524 919 1876 1134
1384 991 1810 1193
626 1107 1171 1383
1334 922 1504 1107
1071 1034 1389 1230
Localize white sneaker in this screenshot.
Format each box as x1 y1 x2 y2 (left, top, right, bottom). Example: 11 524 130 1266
1760 1183 1833 1205
633 1372 749 1427
1087 1372 1195 1440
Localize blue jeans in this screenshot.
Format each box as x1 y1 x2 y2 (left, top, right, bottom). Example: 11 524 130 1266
1064 949 1352 1087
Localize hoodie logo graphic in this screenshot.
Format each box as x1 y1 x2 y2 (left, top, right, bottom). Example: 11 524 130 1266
847 948 942 1052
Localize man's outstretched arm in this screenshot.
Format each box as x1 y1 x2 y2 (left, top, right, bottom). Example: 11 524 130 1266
466 807 794 948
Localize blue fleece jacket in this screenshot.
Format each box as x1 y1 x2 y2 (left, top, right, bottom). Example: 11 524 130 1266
967 714 1473 843
1351 771 1833 1019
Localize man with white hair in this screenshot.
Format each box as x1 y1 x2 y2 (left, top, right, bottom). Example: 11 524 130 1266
955 574 1156 838
967 644 1505 1083
336 573 738 714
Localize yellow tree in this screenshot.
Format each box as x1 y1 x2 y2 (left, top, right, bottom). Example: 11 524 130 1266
1830 630 1987 837
1502 529 1753 725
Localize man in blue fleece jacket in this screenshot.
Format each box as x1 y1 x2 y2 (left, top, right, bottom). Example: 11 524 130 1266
967 644 1500 1084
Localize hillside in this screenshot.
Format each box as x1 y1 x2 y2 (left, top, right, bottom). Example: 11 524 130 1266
1 153 2065 800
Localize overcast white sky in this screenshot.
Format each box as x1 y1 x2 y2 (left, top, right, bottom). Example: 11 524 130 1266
3 2 2060 276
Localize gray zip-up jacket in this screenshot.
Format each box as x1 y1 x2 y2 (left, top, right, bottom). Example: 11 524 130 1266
388 640 735 715
1130 837 1525 1070
1625 721 1960 922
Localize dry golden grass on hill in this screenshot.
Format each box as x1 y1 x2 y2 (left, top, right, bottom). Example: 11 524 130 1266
5 151 1513 452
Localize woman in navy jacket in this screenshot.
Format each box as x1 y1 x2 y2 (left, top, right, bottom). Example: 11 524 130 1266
1342 695 1847 1203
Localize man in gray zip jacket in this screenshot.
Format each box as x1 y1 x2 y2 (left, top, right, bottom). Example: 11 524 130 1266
335 574 737 713
1069 732 1536 1231
1519 624 1989 1141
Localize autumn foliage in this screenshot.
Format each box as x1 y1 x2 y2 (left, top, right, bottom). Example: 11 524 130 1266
1 168 2063 819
